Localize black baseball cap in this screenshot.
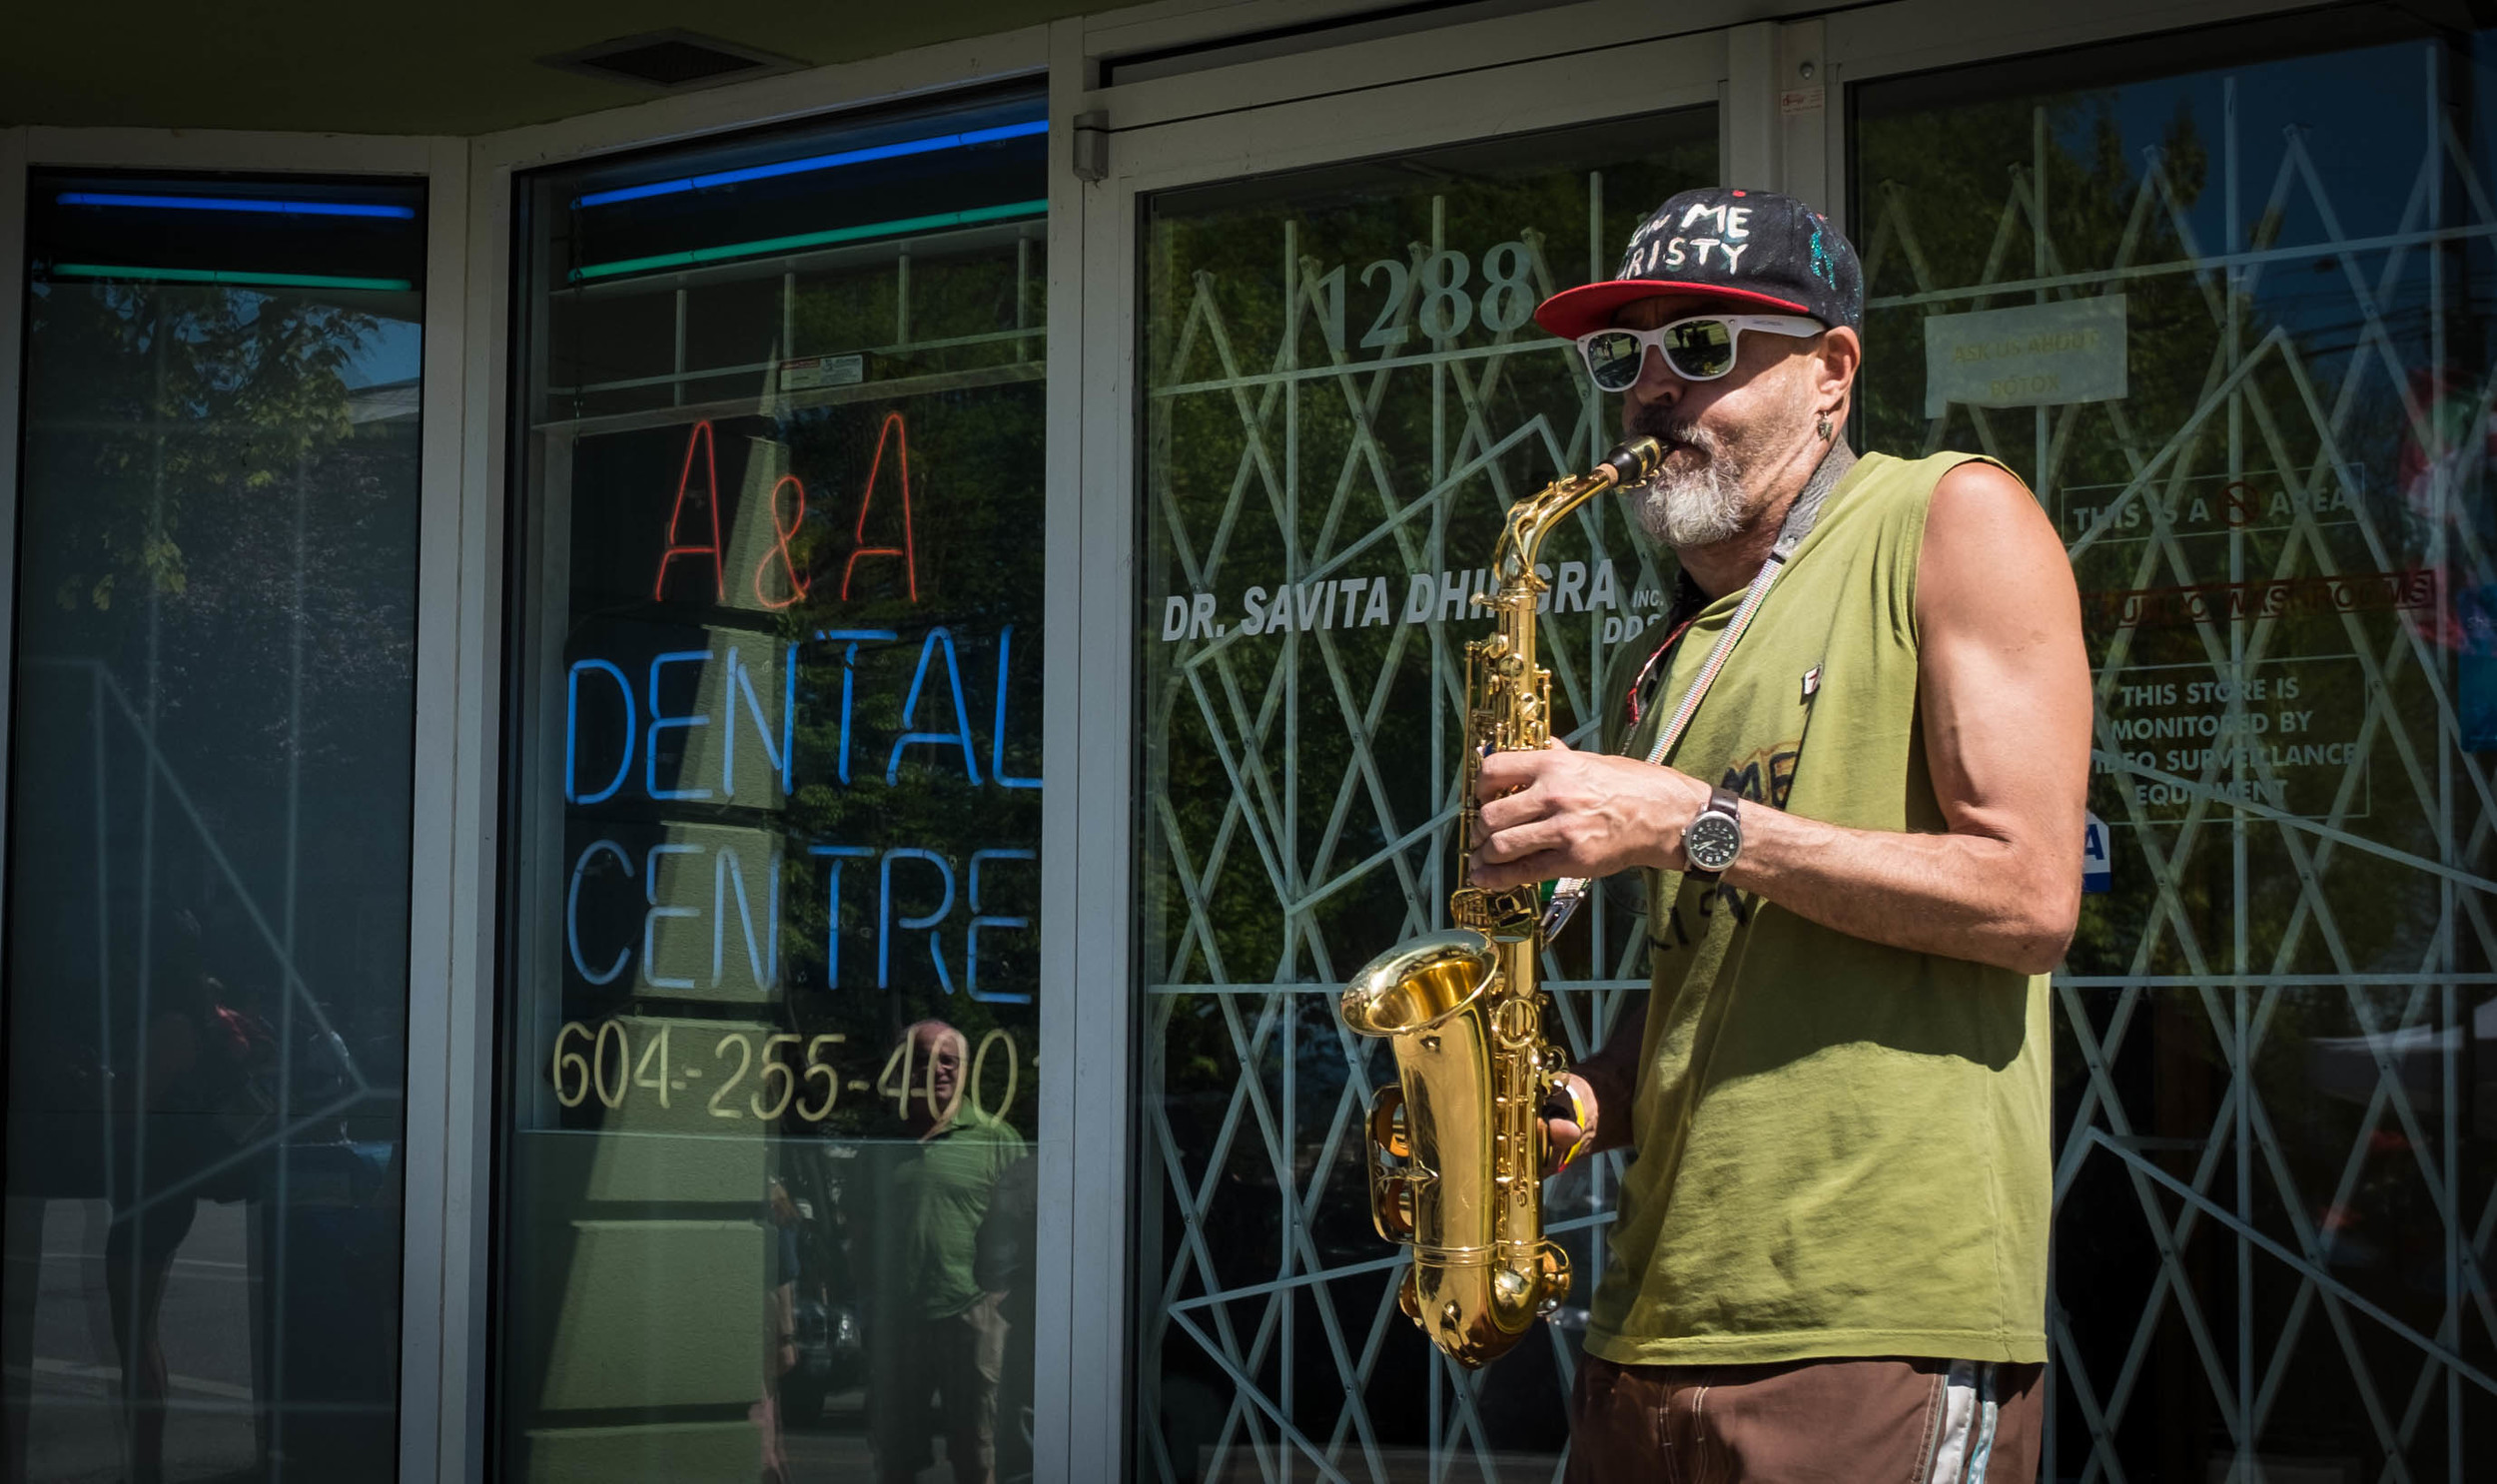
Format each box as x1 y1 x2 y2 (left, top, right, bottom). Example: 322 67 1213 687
1533 188 1863 340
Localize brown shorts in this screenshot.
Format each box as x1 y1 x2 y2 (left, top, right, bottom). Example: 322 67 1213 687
1566 1353 2045 1484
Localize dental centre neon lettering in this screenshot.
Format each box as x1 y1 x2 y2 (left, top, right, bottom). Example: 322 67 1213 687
889 627 979 786
561 626 1039 802
564 838 1033 1003
646 651 714 801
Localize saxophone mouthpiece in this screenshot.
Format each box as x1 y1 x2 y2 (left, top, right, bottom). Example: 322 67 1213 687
1604 437 1665 489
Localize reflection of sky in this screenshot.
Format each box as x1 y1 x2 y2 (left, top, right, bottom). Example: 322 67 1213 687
2089 41 2434 264
344 318 422 389
2041 36 2479 390
2021 34 2497 544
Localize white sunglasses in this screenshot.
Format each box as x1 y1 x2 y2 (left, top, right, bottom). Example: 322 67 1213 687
1575 314 1825 390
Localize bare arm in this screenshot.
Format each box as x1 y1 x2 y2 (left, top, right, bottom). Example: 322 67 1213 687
1474 459 2091 975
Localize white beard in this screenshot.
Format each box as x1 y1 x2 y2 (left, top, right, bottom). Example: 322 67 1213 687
1632 424 1755 547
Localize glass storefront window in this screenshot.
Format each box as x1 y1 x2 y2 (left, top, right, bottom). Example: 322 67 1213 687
497 94 1047 1482
1133 113 1714 1481
3 174 426 1480
1856 16 2496 1478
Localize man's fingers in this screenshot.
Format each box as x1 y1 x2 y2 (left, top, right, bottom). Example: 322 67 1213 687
1539 1116 1585 1176
1475 746 1559 793
1474 784 1548 836
1475 816 1568 866
1469 845 1572 890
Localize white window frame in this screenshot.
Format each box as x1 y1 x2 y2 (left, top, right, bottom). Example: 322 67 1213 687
0 123 469 1482
458 28 1063 1484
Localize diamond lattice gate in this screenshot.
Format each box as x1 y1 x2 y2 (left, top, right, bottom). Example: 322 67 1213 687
1856 30 2497 1484
1135 118 1713 1484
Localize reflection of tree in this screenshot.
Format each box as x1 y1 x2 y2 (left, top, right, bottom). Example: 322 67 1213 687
27 285 380 605
1861 90 2447 985
771 381 1047 1141
20 284 416 775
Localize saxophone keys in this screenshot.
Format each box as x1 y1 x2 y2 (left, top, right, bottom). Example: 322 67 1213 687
1367 1084 1410 1158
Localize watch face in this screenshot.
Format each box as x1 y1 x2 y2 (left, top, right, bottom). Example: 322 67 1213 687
1685 811 1742 872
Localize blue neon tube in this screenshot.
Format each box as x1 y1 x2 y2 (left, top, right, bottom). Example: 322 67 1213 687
56 192 416 220
573 118 1047 209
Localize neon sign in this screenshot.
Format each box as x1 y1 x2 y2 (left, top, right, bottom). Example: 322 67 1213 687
756 476 810 609
563 629 1034 802
571 120 1047 209
648 413 922 607
571 397 1040 1006
842 411 918 603
565 837 1035 1003
652 419 725 603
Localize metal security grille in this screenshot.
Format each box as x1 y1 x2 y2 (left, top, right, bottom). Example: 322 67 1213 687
1857 32 2497 1484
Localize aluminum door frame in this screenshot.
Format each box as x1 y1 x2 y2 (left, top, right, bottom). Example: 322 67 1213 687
1068 15 1727 1478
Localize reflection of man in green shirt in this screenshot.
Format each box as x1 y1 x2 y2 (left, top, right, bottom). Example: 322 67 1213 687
866 1021 1023 1484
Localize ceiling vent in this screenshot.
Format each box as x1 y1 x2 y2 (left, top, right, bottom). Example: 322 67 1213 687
541 31 800 91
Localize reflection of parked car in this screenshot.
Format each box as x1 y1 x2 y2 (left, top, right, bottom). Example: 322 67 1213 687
2306 996 2497 1138
775 1138 868 1429
780 1295 864 1425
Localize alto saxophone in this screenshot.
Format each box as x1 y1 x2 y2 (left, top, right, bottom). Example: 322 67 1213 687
1341 437 1662 1367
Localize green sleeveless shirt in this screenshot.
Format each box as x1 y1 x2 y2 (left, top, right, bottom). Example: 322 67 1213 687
1586 449 2051 1368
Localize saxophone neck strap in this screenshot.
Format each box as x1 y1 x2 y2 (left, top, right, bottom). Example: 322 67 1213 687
1541 442 1855 939
1638 442 1852 766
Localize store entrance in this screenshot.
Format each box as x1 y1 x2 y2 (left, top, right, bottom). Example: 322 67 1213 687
1091 32 1728 1483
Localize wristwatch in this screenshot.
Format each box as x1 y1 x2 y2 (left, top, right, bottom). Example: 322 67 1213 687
1681 786 1745 881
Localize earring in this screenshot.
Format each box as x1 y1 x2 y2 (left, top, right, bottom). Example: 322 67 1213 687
1816 415 1833 440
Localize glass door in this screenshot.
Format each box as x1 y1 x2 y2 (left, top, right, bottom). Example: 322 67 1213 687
1084 36 1724 1483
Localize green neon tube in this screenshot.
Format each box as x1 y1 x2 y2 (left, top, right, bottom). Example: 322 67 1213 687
570 198 1047 283
45 264 415 292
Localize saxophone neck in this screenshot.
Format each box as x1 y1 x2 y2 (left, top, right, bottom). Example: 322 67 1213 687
1493 474 1592 581
1491 437 1662 581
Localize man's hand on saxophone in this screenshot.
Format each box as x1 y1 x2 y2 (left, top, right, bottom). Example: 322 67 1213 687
1468 738 1719 889
1466 737 1690 1178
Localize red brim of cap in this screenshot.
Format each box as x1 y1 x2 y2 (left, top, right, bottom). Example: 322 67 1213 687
1532 279 1815 341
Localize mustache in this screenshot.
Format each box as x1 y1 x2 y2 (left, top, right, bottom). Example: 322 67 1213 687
1625 407 1717 452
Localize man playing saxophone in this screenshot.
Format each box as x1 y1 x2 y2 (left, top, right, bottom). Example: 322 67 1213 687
1475 189 2089 1482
